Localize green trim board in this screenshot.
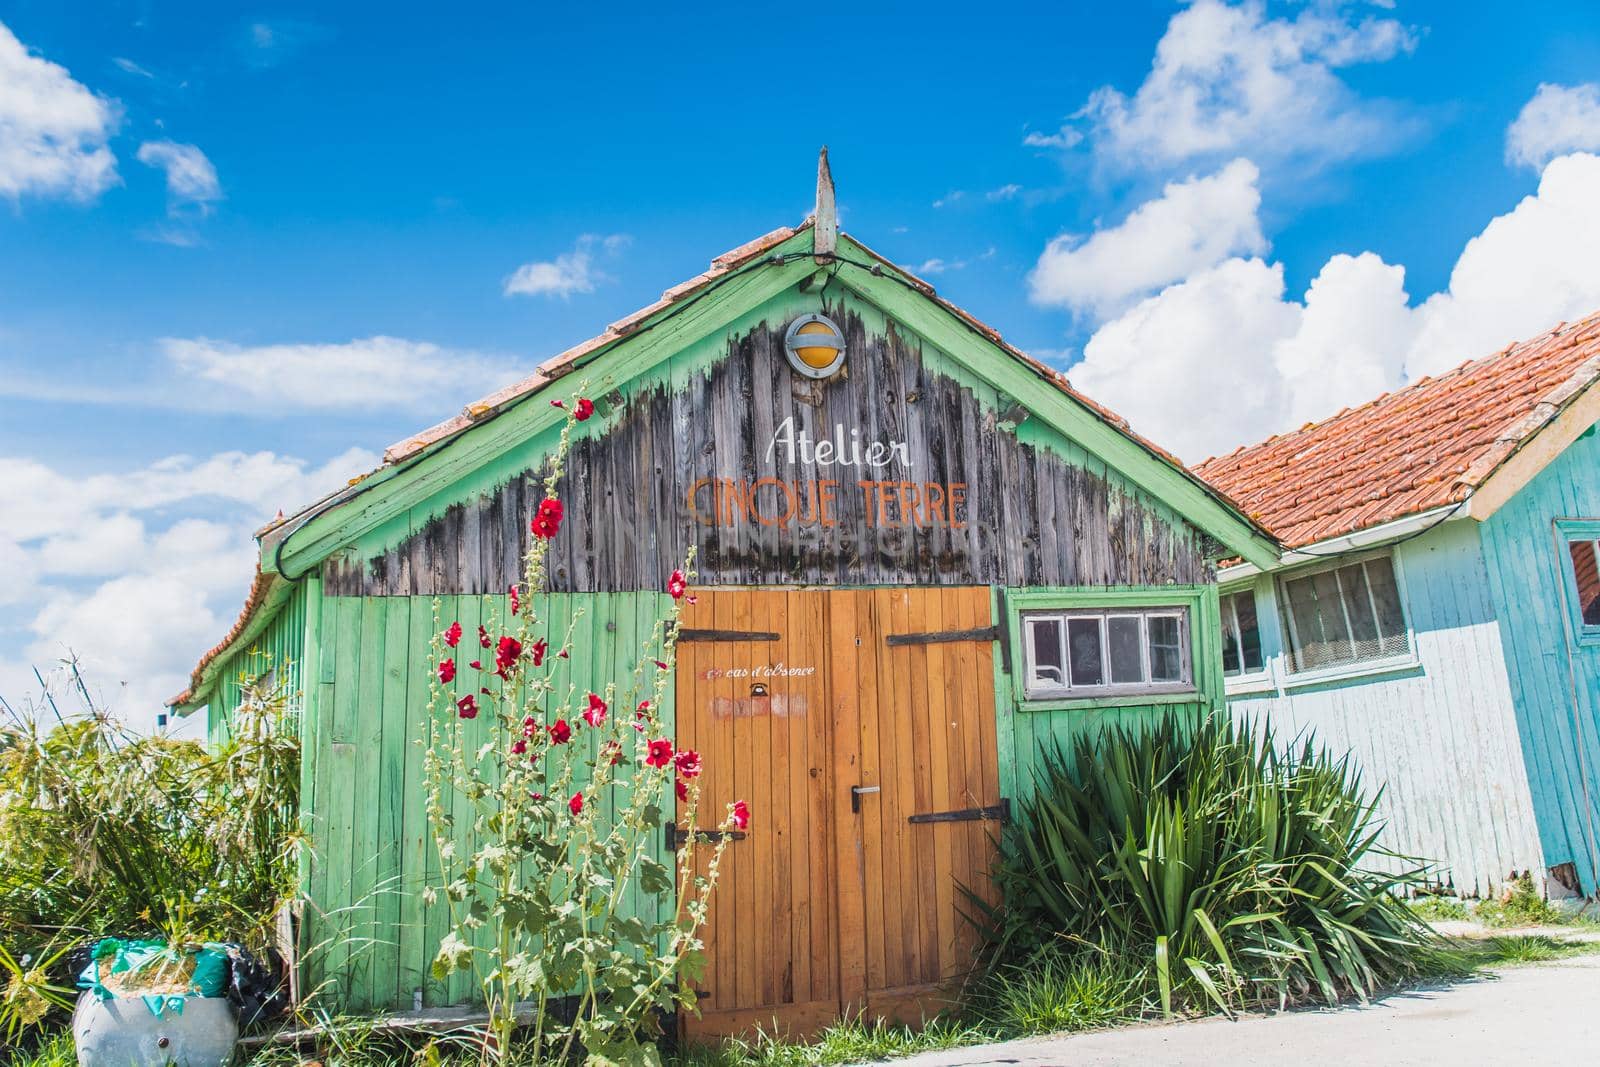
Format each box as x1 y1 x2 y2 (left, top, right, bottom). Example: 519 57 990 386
1554 518 1600 646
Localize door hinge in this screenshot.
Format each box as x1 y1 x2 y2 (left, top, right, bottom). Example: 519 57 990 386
675 628 781 643
665 824 749 850
907 799 1010 825
884 625 1000 646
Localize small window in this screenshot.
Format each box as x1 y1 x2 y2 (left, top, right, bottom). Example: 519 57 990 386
1567 538 1600 628
1022 607 1193 699
1220 589 1264 677
1278 553 1409 674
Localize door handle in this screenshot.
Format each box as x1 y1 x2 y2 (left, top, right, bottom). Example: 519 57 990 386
851 785 880 814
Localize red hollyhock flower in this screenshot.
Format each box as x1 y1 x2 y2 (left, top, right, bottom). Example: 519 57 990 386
568 792 583 815
531 639 548 666
674 749 702 779
521 716 539 739
646 738 674 769
582 693 607 728
478 625 491 649
549 719 572 744
667 569 688 599
508 585 520 614
437 658 456 684
637 699 650 713
510 739 527 755
675 777 689 802
456 694 478 719
530 497 564 539
574 397 595 421
443 621 462 647
731 800 750 831
495 635 523 677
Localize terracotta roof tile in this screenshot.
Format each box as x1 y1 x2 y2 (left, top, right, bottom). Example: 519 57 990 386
1194 309 1600 549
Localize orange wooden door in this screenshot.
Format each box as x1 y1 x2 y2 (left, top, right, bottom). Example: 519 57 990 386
835 587 1002 1021
674 588 839 1039
673 587 1000 1038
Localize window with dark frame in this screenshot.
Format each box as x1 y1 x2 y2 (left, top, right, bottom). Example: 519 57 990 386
1220 589 1264 677
1022 607 1194 699
1278 553 1409 674
1567 538 1600 628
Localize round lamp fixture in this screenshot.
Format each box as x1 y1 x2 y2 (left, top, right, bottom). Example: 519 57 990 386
784 313 846 379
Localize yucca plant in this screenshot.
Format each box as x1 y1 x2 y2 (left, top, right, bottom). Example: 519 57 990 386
972 714 1436 1016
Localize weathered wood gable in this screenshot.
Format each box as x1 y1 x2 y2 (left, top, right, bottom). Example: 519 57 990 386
323 295 1214 595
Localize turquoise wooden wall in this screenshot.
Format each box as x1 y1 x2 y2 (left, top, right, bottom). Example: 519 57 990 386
1222 520 1544 897
296 585 675 1012
204 583 308 746
1480 425 1600 895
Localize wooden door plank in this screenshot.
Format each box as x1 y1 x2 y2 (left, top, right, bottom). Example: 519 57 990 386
883 589 922 989
918 589 957 982
751 589 778 1008
856 589 889 993
730 591 757 1009
827 588 866 1010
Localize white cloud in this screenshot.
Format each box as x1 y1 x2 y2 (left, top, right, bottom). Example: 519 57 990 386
1065 151 1600 463
1030 159 1266 320
160 335 528 413
0 447 375 733
986 184 1023 202
1081 0 1416 175
1023 126 1083 150
112 57 153 79
1506 83 1600 171
137 140 222 215
915 258 955 275
931 191 965 209
504 234 629 298
1405 152 1600 376
0 20 120 202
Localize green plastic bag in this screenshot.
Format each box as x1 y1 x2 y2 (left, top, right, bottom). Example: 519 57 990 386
78 937 230 1014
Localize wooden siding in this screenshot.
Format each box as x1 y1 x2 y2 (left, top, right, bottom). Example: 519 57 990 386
1223 521 1544 897
322 302 1211 598
299 589 675 1012
205 582 307 746
1480 424 1600 894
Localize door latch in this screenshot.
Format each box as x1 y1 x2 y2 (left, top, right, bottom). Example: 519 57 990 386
851 785 880 814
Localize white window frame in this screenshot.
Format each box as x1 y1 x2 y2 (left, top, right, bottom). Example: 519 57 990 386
1219 587 1268 681
1556 520 1600 644
1021 606 1195 700
1276 549 1416 685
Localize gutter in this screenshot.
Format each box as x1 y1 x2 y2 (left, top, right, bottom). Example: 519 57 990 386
1217 498 1472 584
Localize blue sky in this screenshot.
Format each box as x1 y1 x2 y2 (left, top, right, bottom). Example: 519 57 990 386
3 1 1600 730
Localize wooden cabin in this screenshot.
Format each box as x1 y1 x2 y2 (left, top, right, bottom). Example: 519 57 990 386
170 154 1277 1035
1196 310 1600 901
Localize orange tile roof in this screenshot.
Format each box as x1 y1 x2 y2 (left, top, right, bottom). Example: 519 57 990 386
1193 309 1600 549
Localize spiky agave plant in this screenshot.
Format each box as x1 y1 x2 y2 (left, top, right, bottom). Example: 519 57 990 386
971 714 1436 1016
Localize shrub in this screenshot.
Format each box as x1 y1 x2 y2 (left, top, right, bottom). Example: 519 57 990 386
1476 874 1564 928
967 940 1150 1035
0 665 300 1041
973 714 1437 1016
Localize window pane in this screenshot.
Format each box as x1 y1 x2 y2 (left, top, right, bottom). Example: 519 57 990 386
1221 591 1262 676
1339 562 1381 659
1363 557 1409 656
1108 616 1145 684
1147 615 1183 682
1028 618 1064 687
1235 592 1263 672
1570 540 1600 627
1067 617 1104 687
1283 569 1353 671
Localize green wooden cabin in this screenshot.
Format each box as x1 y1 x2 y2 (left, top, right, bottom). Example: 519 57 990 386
171 156 1277 1034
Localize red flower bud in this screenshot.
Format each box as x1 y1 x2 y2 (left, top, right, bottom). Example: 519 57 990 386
508 584 521 614
531 639 548 666
478 625 491 649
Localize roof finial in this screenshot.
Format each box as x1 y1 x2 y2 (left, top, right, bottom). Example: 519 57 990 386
814 146 837 261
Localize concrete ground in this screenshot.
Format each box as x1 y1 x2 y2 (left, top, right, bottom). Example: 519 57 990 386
878 955 1600 1066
